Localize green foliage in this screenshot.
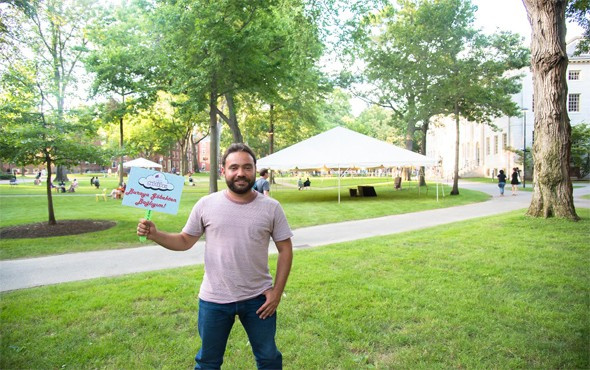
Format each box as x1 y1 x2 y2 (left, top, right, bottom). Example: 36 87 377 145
0 61 108 169
350 105 403 145
349 0 530 159
566 0 590 53
571 123 590 178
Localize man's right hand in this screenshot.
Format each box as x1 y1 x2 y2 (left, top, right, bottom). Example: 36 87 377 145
137 219 156 239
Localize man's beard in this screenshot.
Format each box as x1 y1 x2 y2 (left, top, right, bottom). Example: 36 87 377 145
226 176 255 194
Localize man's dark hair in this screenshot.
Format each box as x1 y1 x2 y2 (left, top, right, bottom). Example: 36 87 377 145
221 143 257 167
259 168 269 177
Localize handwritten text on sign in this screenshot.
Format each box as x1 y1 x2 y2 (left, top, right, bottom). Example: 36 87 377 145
122 167 184 215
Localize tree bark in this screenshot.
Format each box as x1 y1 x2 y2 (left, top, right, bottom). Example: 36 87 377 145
522 0 579 220
404 120 416 181
224 92 243 143
419 119 430 186
209 89 219 194
45 154 56 225
451 102 460 195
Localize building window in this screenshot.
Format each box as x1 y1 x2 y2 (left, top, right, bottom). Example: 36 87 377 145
568 94 580 112
502 133 507 149
568 70 580 80
494 135 499 154
485 137 490 155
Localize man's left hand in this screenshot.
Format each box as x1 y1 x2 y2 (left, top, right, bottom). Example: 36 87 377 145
256 288 282 319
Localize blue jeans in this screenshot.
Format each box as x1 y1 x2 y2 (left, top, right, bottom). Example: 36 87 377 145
195 295 282 369
498 182 506 194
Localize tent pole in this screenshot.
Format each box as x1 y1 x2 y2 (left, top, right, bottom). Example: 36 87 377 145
436 181 439 202
338 164 341 204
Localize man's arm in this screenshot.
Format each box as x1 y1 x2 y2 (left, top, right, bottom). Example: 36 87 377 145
257 238 293 319
137 219 200 251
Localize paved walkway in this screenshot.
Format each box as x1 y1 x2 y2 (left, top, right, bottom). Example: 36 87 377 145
1 181 588 292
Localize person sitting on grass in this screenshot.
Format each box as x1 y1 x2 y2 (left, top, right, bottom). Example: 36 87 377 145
110 182 126 199
67 178 79 192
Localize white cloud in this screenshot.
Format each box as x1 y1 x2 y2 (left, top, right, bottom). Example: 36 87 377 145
138 173 174 191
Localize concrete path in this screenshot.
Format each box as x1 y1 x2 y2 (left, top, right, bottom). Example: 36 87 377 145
1 181 588 292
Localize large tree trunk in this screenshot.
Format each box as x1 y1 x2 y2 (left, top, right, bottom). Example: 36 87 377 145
419 119 430 186
404 121 416 181
54 165 69 182
451 102 460 195
224 92 243 143
522 0 578 220
209 89 219 194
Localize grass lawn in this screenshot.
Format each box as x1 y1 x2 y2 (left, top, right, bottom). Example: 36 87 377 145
1 210 588 368
0 174 487 259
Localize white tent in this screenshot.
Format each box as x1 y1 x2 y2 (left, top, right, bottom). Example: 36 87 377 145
257 127 438 203
123 158 162 169
257 126 436 170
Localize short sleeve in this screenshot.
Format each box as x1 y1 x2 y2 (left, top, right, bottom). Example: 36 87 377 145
182 200 205 237
271 203 293 242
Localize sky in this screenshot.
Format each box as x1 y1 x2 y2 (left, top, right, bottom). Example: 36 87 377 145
350 0 584 116
472 0 583 44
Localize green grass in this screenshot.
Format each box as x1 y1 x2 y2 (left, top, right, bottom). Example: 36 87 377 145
1 210 588 369
0 176 488 259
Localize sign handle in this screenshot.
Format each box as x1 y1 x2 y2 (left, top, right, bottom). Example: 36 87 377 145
139 209 152 242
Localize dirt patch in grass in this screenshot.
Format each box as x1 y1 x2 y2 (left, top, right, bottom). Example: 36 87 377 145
0 220 116 239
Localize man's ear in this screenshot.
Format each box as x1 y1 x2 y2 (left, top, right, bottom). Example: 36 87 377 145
220 167 226 176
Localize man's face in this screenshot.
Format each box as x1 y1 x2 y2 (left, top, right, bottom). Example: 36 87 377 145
223 151 256 194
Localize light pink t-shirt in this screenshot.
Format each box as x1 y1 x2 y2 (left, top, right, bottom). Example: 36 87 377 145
182 190 293 304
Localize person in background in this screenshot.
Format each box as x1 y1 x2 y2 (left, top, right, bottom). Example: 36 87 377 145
303 178 311 189
510 167 520 196
68 178 79 192
254 168 271 196
497 169 507 196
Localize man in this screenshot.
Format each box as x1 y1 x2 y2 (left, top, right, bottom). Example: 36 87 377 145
137 143 293 369
254 168 271 196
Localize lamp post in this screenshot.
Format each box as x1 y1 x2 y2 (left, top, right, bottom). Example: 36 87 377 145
521 108 528 188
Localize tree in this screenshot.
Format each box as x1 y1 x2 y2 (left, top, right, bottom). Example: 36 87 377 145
431 1 529 195
5 0 97 182
351 0 447 161
152 0 326 193
350 0 528 190
0 64 108 225
85 0 159 186
522 0 579 220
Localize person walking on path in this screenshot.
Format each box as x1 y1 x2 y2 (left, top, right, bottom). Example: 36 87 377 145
510 167 520 196
497 169 507 196
137 143 293 369
254 168 271 196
